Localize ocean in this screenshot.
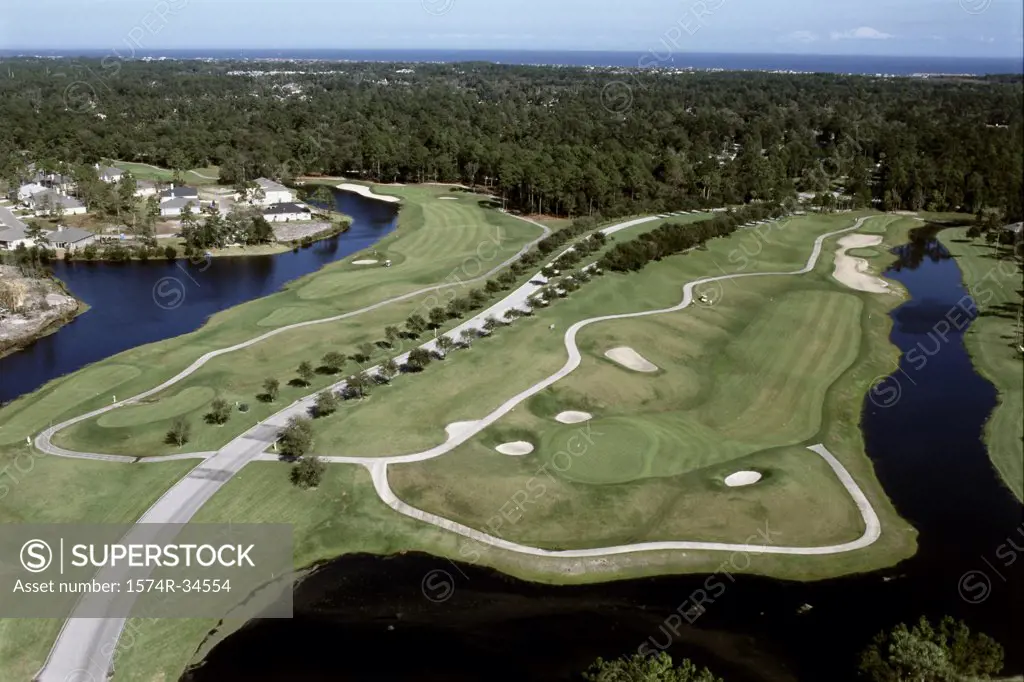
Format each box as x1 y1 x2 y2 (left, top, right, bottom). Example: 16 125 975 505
1 49 1021 75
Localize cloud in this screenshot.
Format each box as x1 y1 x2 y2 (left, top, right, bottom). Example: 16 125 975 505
780 30 819 44
830 26 894 41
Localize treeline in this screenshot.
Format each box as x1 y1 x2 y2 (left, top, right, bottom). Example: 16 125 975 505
0 60 1020 220
599 205 785 272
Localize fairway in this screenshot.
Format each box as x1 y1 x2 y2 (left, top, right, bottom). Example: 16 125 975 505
22 187 543 457
944 229 1024 501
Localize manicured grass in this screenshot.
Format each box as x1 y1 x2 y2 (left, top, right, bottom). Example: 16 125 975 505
107 160 221 186
2 187 542 458
944 230 1024 501
0 452 195 680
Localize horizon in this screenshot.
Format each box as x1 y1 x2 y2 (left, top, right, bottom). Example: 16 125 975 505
2 0 1022 60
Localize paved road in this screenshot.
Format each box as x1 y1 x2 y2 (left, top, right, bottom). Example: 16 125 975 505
34 212 554 682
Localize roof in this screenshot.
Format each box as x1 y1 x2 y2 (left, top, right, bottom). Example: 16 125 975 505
99 166 124 179
160 197 199 210
262 202 309 215
1002 222 1023 234
136 180 157 189
255 178 291 193
46 226 94 243
159 186 199 199
0 206 28 232
0 226 27 243
30 189 84 210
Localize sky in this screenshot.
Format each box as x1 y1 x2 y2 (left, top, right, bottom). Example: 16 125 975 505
1 0 1022 58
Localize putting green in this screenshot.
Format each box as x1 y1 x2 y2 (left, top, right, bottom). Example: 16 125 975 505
97 387 216 428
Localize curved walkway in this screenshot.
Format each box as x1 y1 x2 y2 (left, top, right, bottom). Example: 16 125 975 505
36 213 883 682
33 215 553 462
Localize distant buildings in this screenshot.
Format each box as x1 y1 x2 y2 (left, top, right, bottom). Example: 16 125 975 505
0 206 96 251
158 185 200 217
26 189 87 217
96 165 125 183
134 180 158 198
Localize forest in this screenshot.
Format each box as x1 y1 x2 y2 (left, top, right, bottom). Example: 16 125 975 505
0 58 1021 220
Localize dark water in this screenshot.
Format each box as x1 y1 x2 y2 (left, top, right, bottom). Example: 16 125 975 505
2 49 1021 75
185 228 1023 681
0 189 398 404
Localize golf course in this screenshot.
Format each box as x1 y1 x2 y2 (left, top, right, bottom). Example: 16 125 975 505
1 191 981 681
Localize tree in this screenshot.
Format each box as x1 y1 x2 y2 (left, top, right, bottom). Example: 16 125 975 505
25 220 49 246
483 316 502 332
459 329 476 348
357 342 376 362
405 313 427 337
309 185 335 210
262 377 280 402
314 390 339 417
435 335 455 358
407 347 432 370
322 352 347 374
428 306 448 328
859 616 1004 682
166 417 191 447
296 361 315 386
277 416 314 460
346 371 372 399
290 453 326 488
384 325 401 347
206 398 232 425
379 358 400 383
584 652 723 682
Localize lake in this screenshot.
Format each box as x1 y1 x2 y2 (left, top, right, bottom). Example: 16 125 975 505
184 227 1023 681
0 189 398 404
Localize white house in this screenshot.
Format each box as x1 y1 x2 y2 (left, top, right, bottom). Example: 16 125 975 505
253 178 295 206
96 165 125 183
17 183 47 202
262 202 312 223
159 185 199 203
27 189 87 216
0 206 31 250
159 197 199 218
45 225 97 250
134 180 158 198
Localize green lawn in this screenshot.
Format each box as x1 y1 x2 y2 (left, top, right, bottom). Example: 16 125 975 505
2 187 542 458
944 230 1024 501
107 160 222 185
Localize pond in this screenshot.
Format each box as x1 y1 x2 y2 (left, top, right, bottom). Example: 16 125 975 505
0 189 398 404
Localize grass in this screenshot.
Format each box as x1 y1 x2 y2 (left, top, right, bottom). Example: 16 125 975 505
943 229 1024 501
0 453 195 680
106 160 221 186
0 186 541 459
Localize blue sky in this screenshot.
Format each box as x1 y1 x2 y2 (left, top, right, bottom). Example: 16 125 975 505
2 0 1022 57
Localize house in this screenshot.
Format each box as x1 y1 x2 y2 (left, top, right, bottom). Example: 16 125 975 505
1002 222 1023 237
45 225 96 250
30 170 76 195
134 180 158 198
262 202 312 223
0 206 31 250
96 165 125 183
159 185 199 202
17 183 47 202
27 189 87 217
159 197 199 217
253 178 295 206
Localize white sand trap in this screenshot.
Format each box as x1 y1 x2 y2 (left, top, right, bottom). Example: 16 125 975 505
724 471 763 487
336 183 401 204
444 421 482 441
605 347 659 372
352 259 378 265
439 197 459 201
496 441 535 456
555 411 593 424
833 234 889 294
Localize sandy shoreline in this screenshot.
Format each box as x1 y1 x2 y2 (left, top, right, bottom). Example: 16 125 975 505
336 183 402 204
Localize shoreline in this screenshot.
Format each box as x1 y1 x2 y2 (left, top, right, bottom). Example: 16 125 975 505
0 273 89 360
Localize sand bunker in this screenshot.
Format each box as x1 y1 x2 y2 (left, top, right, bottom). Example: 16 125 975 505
439 197 458 201
605 347 659 372
352 259 378 265
833 234 889 293
336 183 401 204
724 471 763 487
496 441 535 456
555 411 593 424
